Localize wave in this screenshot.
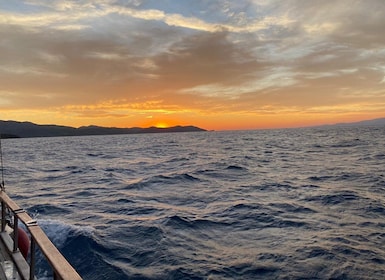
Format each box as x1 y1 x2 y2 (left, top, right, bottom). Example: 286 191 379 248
37 219 127 280
28 204 72 216
322 137 367 149
304 190 362 205
267 202 317 214
163 215 227 230
221 263 278 278
257 183 296 191
38 219 94 248
308 172 366 182
124 173 202 190
225 165 247 170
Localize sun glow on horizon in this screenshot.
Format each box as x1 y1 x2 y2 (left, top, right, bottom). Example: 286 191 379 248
154 121 170 128
2 107 384 132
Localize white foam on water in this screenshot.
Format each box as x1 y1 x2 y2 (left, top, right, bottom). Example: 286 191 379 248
37 219 94 248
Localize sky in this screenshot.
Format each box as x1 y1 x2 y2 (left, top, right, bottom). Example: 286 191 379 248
1 0 385 131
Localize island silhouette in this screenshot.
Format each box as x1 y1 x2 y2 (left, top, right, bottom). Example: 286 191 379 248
0 120 206 138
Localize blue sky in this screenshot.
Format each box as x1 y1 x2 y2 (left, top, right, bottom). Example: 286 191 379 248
0 0 384 129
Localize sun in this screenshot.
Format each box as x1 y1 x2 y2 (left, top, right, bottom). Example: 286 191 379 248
155 122 169 128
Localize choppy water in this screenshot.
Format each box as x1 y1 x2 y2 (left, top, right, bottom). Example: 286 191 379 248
1 126 385 279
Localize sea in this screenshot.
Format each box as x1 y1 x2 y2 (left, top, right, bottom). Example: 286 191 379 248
1 125 385 280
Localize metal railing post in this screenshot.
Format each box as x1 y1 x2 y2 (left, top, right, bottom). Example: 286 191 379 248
29 237 36 280
13 216 19 252
1 200 5 232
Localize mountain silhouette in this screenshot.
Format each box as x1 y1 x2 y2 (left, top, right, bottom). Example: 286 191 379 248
0 120 206 138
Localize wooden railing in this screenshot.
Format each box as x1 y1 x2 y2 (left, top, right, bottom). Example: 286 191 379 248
0 190 82 280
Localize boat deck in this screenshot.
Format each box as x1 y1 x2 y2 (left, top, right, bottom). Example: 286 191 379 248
0 230 23 280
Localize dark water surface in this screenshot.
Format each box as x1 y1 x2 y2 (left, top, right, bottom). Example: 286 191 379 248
2 126 385 279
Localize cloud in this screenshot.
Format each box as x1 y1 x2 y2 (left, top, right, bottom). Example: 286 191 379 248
153 31 267 87
0 0 384 127
0 0 296 34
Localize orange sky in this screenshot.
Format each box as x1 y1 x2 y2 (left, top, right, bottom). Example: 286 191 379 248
1 1 385 130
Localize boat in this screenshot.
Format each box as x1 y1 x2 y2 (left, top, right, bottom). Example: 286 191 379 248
0 137 82 279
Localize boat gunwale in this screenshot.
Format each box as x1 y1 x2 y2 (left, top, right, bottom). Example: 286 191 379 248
0 190 82 280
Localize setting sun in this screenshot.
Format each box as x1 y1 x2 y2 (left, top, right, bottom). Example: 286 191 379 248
155 122 169 128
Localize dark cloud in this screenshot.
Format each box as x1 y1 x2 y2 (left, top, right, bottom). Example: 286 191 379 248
152 31 267 89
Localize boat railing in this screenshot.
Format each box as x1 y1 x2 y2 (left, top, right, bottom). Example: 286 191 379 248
0 190 82 280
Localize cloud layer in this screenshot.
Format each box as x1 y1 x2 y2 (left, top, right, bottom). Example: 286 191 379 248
1 0 384 129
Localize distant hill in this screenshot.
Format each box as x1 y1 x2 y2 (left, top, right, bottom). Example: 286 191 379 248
0 120 206 138
318 117 385 128
338 117 385 126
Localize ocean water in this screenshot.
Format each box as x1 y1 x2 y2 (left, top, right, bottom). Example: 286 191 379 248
1 126 385 279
